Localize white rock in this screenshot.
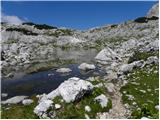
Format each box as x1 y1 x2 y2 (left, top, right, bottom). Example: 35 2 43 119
155 105 159 110
55 104 61 109
56 68 72 73
34 100 53 117
85 105 91 112
95 47 122 64
85 114 90 119
119 64 133 74
94 94 108 108
1 96 28 104
22 99 33 105
141 117 150 119
119 60 144 74
58 77 93 103
147 3 159 17
78 63 95 71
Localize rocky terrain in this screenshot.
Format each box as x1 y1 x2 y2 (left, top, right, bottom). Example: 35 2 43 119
1 3 159 119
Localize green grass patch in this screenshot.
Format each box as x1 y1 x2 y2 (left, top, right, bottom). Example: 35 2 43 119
128 51 159 63
53 86 112 119
6 28 38 36
120 64 159 119
1 95 38 119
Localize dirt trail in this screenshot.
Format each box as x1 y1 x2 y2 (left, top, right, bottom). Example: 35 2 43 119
106 86 130 119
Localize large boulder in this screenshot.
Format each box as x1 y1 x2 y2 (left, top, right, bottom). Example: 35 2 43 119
58 77 93 103
1 96 28 104
78 63 96 71
95 47 122 65
147 3 159 17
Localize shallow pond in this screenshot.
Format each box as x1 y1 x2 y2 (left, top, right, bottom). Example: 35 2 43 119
2 63 106 101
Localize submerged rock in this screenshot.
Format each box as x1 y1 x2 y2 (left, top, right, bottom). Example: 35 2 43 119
94 94 108 108
1 96 28 104
56 68 72 73
1 93 8 98
95 47 122 65
78 63 96 71
22 99 34 105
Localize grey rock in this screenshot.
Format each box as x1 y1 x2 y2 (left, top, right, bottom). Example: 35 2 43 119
78 63 96 71
147 3 159 17
146 56 159 65
95 47 122 65
22 99 34 105
58 77 93 103
56 68 72 73
34 100 53 118
2 96 28 104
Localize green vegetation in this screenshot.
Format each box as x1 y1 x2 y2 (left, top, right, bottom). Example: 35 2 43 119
120 64 159 119
53 86 112 119
1 95 38 119
110 24 118 28
6 28 38 36
22 22 57 30
128 51 159 63
134 16 158 23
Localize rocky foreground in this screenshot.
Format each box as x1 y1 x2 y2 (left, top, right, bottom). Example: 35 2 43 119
1 3 159 119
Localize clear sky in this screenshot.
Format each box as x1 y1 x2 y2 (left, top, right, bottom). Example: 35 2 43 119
1 1 157 30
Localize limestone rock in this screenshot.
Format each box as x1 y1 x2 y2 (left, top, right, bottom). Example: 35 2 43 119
22 99 34 105
56 68 72 73
34 100 53 118
58 77 93 103
78 63 96 71
94 94 108 108
95 47 122 65
85 105 91 112
147 3 159 17
1 96 28 104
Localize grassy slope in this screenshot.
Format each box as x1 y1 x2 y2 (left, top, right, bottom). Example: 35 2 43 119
120 50 159 119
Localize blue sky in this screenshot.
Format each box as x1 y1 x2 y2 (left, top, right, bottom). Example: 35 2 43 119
1 1 157 30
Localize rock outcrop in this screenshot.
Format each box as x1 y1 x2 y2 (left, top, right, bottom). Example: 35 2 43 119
147 3 159 17
95 47 122 65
